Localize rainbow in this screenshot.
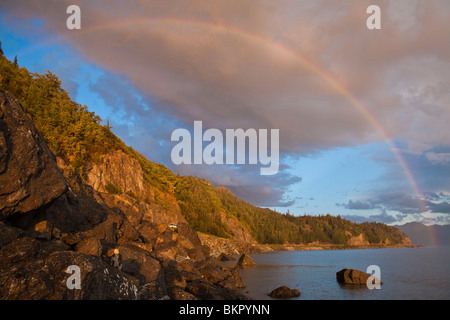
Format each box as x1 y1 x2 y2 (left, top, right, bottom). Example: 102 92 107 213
19 16 430 220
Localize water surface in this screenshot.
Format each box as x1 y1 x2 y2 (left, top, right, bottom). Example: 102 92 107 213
236 246 450 300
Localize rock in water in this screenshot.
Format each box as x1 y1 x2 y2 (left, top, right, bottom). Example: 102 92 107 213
268 286 300 298
336 268 382 286
237 254 255 267
0 89 67 216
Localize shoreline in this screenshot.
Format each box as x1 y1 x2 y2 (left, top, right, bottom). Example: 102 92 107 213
198 233 420 257
268 243 422 252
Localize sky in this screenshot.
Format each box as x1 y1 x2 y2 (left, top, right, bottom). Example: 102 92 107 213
1 0 449 226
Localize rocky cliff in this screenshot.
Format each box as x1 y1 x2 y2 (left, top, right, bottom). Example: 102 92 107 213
198 232 272 257
0 90 67 216
0 89 248 300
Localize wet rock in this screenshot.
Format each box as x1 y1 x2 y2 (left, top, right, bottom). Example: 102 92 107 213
196 257 227 284
237 254 255 267
336 268 382 286
185 280 249 300
268 286 300 298
217 266 246 289
195 257 245 289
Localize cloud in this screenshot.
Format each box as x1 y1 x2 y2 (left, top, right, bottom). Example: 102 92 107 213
2 0 450 209
427 201 450 214
342 199 373 210
340 191 450 218
425 152 450 165
4 0 450 154
342 211 402 224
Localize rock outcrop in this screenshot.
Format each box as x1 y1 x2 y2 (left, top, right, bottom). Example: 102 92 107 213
0 89 67 216
237 254 255 267
348 233 370 246
0 90 247 300
198 233 272 257
86 150 145 196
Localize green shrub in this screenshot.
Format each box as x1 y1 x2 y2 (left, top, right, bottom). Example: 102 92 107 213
104 183 122 195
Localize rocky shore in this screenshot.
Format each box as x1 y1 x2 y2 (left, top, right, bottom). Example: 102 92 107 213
0 89 248 300
0 89 417 300
270 242 419 251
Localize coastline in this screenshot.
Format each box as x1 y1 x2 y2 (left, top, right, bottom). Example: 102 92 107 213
268 243 421 252
198 232 420 257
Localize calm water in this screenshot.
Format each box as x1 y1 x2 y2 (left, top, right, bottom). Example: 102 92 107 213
235 246 450 300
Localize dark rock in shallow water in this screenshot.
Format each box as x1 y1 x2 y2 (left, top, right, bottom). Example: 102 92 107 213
195 256 246 289
268 286 300 298
336 268 382 286
237 253 255 267
185 279 250 300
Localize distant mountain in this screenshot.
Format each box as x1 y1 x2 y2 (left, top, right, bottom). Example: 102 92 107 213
395 222 450 246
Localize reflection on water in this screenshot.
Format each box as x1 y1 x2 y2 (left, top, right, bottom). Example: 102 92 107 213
230 246 450 300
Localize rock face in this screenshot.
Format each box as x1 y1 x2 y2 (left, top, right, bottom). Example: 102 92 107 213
218 210 257 244
86 150 145 196
268 286 300 298
348 234 370 246
85 150 190 229
199 233 272 257
336 268 382 286
0 89 67 216
0 90 247 300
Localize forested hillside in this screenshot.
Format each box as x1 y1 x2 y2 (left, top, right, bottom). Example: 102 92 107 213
0 45 410 246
